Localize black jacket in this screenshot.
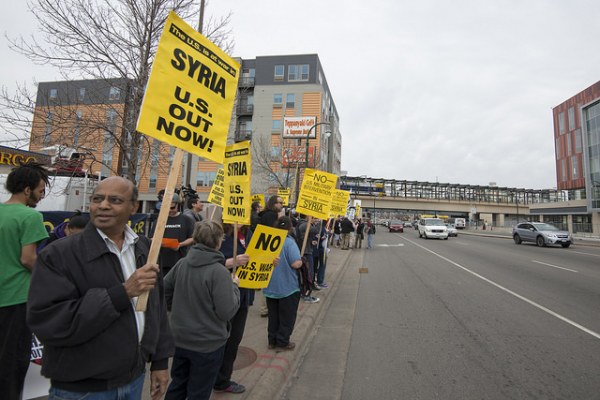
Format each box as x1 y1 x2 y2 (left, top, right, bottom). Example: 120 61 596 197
258 209 279 228
27 223 174 392
341 218 354 234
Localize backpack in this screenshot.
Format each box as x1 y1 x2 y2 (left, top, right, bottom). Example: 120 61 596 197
296 255 315 296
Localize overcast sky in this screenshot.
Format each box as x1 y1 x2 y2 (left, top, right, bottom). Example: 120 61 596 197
2 0 599 189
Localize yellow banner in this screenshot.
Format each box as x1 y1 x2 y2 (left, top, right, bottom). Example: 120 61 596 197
251 194 265 209
136 12 239 163
236 225 287 289
207 168 225 207
296 169 338 220
328 189 351 218
223 141 251 225
278 187 290 206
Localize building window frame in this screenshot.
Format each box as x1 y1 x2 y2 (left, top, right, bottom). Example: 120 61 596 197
274 65 284 81
286 93 295 109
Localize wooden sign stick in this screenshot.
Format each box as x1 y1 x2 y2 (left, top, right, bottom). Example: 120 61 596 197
232 222 238 276
300 215 313 255
136 148 185 311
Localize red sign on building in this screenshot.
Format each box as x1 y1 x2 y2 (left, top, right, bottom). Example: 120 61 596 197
282 146 315 167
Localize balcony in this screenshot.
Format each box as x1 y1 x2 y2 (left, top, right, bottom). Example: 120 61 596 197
238 77 255 87
237 104 254 116
234 130 252 142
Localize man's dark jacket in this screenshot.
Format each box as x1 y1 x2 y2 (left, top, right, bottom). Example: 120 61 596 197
341 218 353 234
27 223 175 392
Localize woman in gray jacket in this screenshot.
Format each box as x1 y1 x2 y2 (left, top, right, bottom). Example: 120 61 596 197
164 220 240 400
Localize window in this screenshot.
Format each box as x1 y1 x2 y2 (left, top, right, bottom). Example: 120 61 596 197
107 110 117 132
73 110 82 147
79 88 85 101
149 174 157 190
197 171 205 187
274 94 282 104
49 89 57 100
269 172 279 183
567 132 571 156
572 156 579 179
288 64 309 82
568 107 575 131
274 65 284 80
272 119 281 130
102 131 113 165
286 93 295 108
575 129 582 153
271 146 280 158
208 171 216 186
558 112 565 135
109 87 120 100
555 138 560 160
561 159 566 181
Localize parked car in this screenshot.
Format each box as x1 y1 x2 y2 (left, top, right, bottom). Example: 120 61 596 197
446 223 458 237
418 218 449 239
512 222 573 247
389 220 404 232
403 221 412 228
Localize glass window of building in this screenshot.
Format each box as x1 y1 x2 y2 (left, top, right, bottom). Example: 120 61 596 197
288 65 297 81
301 65 309 80
196 171 204 187
288 65 309 82
109 87 120 100
558 112 565 135
272 119 281 130
555 138 560 159
79 88 85 101
568 106 575 130
208 171 216 186
271 146 280 158
561 159 566 181
274 65 284 80
572 156 578 179
567 132 571 156
575 129 582 153
149 174 157 190
286 93 295 108
49 89 57 100
274 93 282 104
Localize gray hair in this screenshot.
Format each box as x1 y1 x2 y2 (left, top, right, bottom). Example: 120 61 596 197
193 220 223 248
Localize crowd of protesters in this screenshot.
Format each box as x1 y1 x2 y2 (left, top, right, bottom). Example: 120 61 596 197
1 163 374 400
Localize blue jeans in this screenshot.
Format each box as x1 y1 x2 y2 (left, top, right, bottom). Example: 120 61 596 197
368 234 373 248
48 371 145 400
165 345 226 400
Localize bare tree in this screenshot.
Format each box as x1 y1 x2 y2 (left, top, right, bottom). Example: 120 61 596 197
1 0 234 182
251 133 324 200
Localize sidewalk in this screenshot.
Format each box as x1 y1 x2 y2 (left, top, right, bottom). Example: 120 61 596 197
208 245 354 400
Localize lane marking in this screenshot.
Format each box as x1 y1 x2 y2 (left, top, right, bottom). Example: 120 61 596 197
402 236 600 340
566 249 600 258
377 243 405 247
531 260 578 273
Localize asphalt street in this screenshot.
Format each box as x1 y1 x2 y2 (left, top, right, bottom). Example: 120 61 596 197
285 228 600 399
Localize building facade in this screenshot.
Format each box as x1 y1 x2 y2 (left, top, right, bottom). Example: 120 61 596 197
549 80 600 232
230 54 342 198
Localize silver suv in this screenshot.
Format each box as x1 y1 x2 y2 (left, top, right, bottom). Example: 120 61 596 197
418 218 449 240
512 222 573 248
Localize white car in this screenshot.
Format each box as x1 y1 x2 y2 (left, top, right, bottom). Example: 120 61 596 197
446 223 458 237
418 218 449 239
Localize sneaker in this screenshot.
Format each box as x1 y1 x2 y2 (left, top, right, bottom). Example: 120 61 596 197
313 285 322 291
304 296 320 303
318 283 329 289
214 382 246 393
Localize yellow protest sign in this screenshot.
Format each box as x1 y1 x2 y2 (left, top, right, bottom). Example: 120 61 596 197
328 189 351 218
223 180 251 225
296 169 338 220
136 11 239 163
236 225 287 289
223 141 251 225
251 194 265 209
278 187 290 206
207 168 225 207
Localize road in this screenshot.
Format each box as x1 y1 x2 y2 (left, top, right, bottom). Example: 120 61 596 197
285 228 600 399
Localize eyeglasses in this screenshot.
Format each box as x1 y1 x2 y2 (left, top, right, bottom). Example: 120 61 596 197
276 201 283 204
170 205 177 210
90 195 131 205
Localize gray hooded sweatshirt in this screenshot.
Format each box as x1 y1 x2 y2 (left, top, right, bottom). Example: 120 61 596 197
164 242 240 353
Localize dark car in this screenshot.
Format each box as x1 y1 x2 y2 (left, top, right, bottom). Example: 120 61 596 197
389 220 404 232
512 222 573 247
